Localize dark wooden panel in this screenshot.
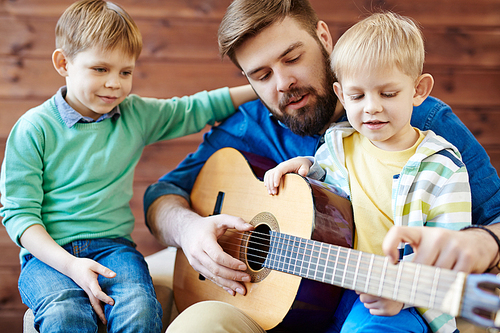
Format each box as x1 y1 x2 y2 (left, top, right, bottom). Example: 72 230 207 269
0 56 248 100
0 99 42 137
0 310 25 333
3 0 499 27
425 66 500 108
314 0 500 27
2 0 233 19
3 16 500 70
3 57 499 107
0 16 223 61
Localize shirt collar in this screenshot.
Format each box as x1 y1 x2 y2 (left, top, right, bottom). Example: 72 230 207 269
55 86 121 128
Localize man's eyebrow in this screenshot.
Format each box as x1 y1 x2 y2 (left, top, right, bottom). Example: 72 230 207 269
246 41 304 77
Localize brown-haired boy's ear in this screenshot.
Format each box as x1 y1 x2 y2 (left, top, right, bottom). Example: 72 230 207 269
52 49 69 77
413 74 434 107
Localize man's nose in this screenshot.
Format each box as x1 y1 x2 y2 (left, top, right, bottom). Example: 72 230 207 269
276 70 296 92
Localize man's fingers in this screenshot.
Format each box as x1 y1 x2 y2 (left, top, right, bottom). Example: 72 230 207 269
382 226 423 263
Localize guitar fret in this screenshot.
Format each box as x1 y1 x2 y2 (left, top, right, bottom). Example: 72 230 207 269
283 234 291 273
410 264 421 305
364 254 375 293
302 240 311 277
378 257 389 297
332 246 340 285
314 242 322 281
352 251 362 290
393 261 404 300
430 268 440 308
341 248 352 287
324 245 333 283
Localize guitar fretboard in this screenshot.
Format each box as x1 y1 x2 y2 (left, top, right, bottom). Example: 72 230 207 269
263 231 465 316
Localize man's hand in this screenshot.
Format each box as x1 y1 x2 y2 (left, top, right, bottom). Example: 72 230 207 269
65 257 116 324
148 195 254 296
382 225 500 273
178 213 254 295
358 292 404 316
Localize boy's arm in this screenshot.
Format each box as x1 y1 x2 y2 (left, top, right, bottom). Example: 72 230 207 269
20 225 116 324
264 157 312 195
228 84 256 109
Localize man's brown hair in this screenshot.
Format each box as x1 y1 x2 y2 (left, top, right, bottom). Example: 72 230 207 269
218 0 319 69
55 0 142 60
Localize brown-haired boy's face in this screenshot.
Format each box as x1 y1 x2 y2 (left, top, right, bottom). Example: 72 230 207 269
58 46 135 120
234 17 338 136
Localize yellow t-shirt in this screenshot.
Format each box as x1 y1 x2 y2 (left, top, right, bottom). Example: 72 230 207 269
344 130 425 255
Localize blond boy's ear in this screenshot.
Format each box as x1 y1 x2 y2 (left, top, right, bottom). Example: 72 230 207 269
413 74 434 107
333 82 346 107
52 49 69 77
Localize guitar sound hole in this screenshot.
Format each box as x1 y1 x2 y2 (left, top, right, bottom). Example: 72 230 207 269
247 224 271 271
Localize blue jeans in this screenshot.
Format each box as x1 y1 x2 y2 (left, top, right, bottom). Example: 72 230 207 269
19 238 163 333
327 290 431 333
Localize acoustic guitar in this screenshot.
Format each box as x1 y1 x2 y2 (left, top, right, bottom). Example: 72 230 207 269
173 147 500 332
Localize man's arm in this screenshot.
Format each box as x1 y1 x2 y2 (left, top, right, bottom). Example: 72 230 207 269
146 193 253 295
406 96 500 273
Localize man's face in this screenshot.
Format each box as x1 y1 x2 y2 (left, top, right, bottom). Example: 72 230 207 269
234 17 338 136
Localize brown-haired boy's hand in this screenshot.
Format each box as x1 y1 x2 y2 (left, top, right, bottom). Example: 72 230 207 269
65 257 116 325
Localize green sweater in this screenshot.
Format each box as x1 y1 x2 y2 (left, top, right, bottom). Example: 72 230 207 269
1 88 235 260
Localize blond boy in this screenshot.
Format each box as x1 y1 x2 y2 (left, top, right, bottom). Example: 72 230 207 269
265 12 471 333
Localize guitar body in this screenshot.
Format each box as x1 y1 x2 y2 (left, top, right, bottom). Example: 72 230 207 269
174 148 354 331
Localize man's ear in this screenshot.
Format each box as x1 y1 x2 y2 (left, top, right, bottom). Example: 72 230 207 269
52 49 69 77
413 74 434 107
333 82 346 107
316 20 333 54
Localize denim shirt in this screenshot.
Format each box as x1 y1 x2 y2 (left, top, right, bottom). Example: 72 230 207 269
144 96 500 227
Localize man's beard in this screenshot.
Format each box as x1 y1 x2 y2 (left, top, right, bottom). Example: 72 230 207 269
265 50 337 137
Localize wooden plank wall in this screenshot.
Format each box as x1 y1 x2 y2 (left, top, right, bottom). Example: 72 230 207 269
0 0 499 330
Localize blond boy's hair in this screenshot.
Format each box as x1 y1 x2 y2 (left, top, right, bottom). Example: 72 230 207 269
218 0 319 69
331 12 424 82
55 0 142 60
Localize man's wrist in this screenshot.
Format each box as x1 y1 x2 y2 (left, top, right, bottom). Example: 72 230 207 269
461 225 500 272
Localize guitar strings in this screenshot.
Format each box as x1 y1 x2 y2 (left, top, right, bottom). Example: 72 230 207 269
219 233 454 307
218 229 458 306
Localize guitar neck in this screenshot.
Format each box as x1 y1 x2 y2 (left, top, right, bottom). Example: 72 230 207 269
264 231 466 317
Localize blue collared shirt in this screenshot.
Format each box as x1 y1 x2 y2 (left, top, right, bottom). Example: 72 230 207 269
144 97 500 227
55 86 120 128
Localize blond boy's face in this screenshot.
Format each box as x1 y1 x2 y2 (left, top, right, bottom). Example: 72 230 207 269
334 66 420 151
62 47 135 120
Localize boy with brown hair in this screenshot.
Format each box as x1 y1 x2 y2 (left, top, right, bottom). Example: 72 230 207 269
0 0 254 332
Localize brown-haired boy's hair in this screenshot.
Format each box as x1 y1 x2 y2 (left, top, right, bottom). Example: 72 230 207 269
218 0 319 69
55 0 142 60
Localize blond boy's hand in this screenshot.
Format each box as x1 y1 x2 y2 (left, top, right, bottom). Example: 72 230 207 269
357 292 404 316
263 157 312 195
66 257 116 325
